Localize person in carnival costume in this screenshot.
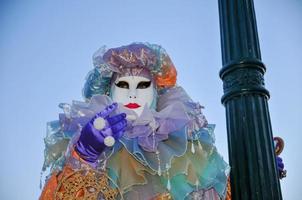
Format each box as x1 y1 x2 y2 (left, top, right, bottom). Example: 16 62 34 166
40 43 284 200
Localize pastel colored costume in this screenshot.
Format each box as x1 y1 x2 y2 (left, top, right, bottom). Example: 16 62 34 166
40 43 230 200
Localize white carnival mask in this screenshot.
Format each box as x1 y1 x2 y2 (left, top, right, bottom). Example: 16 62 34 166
111 76 155 116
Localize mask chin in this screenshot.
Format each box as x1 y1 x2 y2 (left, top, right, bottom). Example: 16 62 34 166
110 75 156 116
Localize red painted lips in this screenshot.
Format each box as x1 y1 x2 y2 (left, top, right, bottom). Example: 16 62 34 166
124 103 141 109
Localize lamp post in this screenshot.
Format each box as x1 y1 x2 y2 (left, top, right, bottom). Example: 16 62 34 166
218 0 282 199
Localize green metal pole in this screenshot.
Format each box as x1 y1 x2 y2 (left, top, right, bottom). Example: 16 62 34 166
218 0 282 199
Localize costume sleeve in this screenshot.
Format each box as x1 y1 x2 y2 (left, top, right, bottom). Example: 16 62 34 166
41 148 120 200
40 171 58 200
40 96 117 199
40 149 88 200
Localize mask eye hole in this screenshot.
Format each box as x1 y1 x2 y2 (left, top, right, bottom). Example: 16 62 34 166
115 81 129 89
137 81 151 89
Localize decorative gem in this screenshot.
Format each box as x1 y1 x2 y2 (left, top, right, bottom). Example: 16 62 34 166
198 139 203 151
149 119 157 151
156 151 161 176
93 117 106 130
166 163 171 191
191 139 195 154
195 179 199 191
104 136 115 147
167 179 171 191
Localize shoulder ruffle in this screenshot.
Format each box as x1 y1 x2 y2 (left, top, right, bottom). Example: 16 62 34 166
42 94 229 199
106 125 229 200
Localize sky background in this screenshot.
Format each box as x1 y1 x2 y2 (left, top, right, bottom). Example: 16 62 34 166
0 0 301 199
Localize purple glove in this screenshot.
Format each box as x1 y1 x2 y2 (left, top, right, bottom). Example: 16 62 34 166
276 156 286 179
75 102 127 164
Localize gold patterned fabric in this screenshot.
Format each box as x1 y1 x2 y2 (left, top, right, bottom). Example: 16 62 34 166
54 169 119 200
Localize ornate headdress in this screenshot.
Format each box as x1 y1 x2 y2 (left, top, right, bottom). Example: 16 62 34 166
83 43 177 100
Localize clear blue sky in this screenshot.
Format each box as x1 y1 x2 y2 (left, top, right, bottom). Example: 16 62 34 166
0 0 301 199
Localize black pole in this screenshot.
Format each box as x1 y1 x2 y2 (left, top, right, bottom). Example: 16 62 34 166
218 0 282 199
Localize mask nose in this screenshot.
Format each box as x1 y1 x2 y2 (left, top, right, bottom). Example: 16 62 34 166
128 87 137 99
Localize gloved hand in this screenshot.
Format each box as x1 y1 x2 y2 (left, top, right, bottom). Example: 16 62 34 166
75 102 127 164
276 156 286 179
273 137 286 179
